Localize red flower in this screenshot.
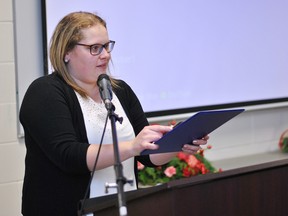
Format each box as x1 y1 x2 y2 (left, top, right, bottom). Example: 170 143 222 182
182 167 191 177
168 120 177 126
177 152 188 161
164 166 177 177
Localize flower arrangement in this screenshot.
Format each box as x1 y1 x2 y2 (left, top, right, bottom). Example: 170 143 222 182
137 145 222 186
279 129 288 153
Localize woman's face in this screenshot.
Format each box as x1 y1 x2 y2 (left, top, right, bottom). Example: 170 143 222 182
65 24 111 88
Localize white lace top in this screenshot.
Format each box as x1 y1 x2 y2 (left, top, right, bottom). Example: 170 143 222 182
75 91 137 198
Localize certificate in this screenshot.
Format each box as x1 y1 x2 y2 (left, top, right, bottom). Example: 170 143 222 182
141 109 245 155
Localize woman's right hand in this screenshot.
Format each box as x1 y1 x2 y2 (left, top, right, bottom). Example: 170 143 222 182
130 125 173 156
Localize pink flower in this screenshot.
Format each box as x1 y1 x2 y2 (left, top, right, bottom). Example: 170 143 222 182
187 155 199 167
137 161 145 170
164 166 176 177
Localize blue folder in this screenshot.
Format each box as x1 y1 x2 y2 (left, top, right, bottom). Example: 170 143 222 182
141 109 245 155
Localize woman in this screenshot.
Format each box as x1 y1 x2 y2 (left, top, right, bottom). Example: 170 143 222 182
20 11 208 216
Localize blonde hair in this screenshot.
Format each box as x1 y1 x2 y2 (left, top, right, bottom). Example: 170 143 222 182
49 11 118 97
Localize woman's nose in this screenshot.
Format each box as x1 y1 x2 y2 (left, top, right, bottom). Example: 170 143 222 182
99 48 110 58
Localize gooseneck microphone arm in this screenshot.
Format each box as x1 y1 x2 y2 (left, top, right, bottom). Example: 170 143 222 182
97 74 132 216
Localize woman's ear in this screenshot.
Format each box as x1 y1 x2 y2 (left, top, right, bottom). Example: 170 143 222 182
64 52 70 63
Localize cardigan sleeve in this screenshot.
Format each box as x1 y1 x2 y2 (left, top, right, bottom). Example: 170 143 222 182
20 75 90 174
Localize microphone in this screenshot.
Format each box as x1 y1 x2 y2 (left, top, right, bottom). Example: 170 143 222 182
97 74 113 110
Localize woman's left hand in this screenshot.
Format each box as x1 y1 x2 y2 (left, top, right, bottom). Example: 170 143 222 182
181 135 209 154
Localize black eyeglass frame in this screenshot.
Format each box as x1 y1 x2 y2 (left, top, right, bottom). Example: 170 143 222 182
76 40 115 56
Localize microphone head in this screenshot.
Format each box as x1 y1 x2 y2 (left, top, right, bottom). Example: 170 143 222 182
97 74 111 86
97 74 113 110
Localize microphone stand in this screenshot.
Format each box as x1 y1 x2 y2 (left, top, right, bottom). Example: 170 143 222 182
105 103 132 216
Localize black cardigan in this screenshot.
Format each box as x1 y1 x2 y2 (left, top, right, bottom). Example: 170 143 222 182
20 73 153 216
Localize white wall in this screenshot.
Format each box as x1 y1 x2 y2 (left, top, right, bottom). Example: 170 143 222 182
0 0 25 215
0 0 287 215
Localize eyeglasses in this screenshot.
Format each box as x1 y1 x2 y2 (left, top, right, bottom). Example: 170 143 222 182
76 40 115 56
